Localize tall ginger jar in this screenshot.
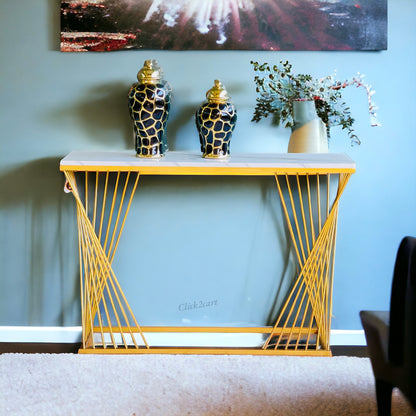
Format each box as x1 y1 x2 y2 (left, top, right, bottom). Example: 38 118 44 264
196 80 237 159
128 60 171 158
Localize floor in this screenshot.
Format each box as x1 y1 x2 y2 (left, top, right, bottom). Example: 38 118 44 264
0 343 368 356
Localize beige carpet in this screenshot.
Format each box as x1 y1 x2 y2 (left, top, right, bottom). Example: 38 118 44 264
0 354 415 416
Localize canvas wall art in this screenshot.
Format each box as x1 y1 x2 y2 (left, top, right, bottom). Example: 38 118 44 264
60 0 387 52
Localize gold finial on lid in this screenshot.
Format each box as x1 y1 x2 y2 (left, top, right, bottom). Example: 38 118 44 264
137 59 163 84
206 80 230 104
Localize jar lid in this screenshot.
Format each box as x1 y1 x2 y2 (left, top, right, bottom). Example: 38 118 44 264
206 80 230 103
137 59 163 84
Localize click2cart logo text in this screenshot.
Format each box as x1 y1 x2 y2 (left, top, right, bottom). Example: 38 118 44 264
178 299 218 312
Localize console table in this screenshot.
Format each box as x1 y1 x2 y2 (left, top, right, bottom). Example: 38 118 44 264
60 150 355 356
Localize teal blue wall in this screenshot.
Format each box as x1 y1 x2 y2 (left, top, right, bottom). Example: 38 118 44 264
1 0 415 330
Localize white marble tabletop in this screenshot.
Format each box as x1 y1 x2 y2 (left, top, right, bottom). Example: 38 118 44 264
60 150 355 174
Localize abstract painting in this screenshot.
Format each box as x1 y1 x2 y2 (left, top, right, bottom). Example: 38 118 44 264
61 0 387 52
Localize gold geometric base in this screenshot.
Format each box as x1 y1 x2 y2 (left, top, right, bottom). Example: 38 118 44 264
78 348 332 356
60 151 353 355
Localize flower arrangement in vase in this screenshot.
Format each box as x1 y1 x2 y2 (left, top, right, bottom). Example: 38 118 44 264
251 60 379 152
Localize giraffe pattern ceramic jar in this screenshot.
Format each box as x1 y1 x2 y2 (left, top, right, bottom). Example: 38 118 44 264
128 60 171 158
195 80 237 159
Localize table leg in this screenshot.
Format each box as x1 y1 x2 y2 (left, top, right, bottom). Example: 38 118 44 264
263 173 351 352
64 171 149 350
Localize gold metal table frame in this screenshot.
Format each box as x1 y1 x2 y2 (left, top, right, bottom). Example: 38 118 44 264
60 150 355 356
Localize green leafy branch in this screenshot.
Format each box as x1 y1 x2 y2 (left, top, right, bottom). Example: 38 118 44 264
251 60 379 146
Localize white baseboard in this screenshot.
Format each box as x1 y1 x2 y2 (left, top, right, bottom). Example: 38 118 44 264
330 330 366 346
0 327 366 346
0 326 83 343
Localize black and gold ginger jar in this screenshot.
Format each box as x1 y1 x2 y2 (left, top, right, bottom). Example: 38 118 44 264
196 80 237 159
128 60 171 158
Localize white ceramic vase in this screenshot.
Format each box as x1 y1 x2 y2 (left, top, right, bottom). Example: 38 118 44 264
287 100 328 153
